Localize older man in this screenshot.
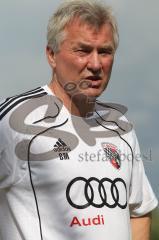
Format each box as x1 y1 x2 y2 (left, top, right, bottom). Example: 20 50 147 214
0 0 158 240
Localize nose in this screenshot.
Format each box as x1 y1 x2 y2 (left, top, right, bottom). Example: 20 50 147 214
87 51 101 74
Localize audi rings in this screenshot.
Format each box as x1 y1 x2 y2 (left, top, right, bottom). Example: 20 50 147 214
66 177 127 209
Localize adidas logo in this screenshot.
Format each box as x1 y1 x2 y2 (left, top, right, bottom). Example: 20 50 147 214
53 138 71 152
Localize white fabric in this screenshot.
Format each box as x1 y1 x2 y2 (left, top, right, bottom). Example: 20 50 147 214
0 85 158 240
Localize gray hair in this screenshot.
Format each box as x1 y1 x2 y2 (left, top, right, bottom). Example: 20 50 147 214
47 0 119 52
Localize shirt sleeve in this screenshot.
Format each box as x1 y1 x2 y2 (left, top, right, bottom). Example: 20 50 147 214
0 98 20 189
129 130 158 217
0 115 16 188
0 97 28 189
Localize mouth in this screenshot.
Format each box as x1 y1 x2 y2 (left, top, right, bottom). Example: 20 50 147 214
79 76 103 90
86 76 102 81
85 76 102 88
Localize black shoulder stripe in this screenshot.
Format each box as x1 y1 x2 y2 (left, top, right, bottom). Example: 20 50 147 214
0 87 42 108
18 86 42 95
0 98 10 108
0 92 47 121
0 87 44 110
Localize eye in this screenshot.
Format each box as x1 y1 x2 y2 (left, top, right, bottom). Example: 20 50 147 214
98 48 114 55
77 48 91 54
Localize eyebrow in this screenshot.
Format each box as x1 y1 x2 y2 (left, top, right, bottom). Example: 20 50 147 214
76 42 115 50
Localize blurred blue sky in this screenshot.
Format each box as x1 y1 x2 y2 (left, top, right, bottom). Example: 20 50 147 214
0 0 158 199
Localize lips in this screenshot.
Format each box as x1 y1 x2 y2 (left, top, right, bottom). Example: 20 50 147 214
79 76 102 90
86 76 102 81
85 76 102 88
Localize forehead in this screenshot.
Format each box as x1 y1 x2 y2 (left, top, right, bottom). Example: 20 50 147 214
63 19 114 47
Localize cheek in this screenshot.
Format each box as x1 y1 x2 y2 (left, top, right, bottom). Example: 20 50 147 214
60 55 86 72
71 57 88 71
75 56 87 64
103 58 114 72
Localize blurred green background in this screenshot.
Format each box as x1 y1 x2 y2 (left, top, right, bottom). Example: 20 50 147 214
151 209 159 239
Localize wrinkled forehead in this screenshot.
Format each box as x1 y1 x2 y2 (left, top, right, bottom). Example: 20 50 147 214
65 16 113 34
62 18 114 47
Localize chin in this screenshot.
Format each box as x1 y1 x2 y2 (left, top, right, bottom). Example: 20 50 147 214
81 88 104 98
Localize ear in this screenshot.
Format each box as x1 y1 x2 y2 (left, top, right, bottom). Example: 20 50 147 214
46 46 56 68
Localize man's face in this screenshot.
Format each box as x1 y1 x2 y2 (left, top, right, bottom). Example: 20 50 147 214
49 19 115 98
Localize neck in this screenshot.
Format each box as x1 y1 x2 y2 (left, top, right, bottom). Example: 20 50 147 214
49 78 96 117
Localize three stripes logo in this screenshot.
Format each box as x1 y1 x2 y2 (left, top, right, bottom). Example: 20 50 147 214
53 138 71 160
0 87 47 121
102 143 121 170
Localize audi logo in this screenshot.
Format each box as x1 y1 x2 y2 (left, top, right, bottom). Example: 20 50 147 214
66 177 127 209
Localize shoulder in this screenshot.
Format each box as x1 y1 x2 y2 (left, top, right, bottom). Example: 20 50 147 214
0 86 64 138
96 100 128 118
0 86 49 152
95 100 134 135
0 87 47 122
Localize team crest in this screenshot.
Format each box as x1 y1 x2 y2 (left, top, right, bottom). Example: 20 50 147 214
102 143 121 170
